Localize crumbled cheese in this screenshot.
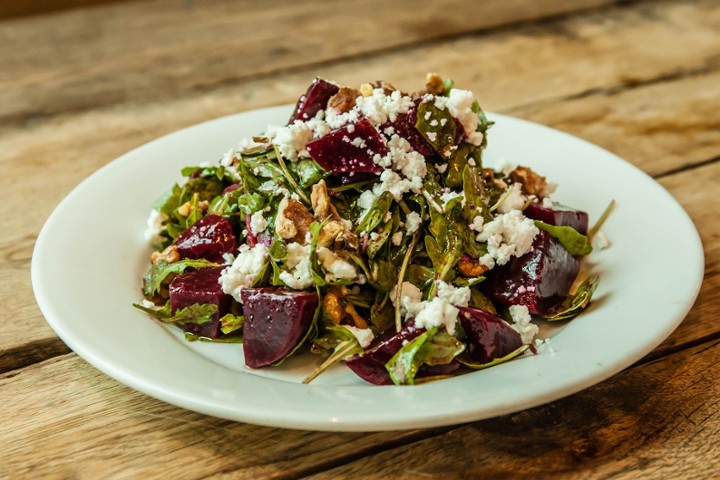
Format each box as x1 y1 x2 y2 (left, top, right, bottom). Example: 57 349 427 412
222 252 236 265
405 211 422 234
355 89 414 126
266 121 313 161
143 209 168 246
279 242 313 290
249 210 268 234
220 148 239 167
440 190 464 208
476 210 539 267
436 163 448 173
343 325 375 348
317 247 357 281
414 297 460 335
350 136 367 149
391 231 403 246
390 281 425 318
436 281 471 307
141 299 156 309
219 244 270 302
509 305 539 344
469 215 484 232
542 197 555 208
497 182 527 213
446 89 484 146
372 169 421 201
357 190 378 222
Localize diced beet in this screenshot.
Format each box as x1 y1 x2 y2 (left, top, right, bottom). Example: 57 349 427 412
481 231 580 315
346 324 426 385
305 118 386 176
169 266 230 338
174 214 237 264
289 78 340 123
383 108 435 157
458 307 523 363
240 288 318 368
524 202 589 235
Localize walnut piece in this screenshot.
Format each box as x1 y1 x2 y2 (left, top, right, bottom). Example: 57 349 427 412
509 166 549 197
457 258 489 277
275 197 314 244
151 245 179 265
425 72 445 95
327 87 361 113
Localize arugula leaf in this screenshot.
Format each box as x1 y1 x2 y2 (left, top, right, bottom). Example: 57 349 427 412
415 101 457 156
294 159 328 188
133 301 217 325
366 218 393 259
304 325 363 384
237 192 267 216
153 183 182 217
142 259 219 296
444 142 473 188
220 313 244 335
457 344 529 370
542 275 600 321
462 163 490 223
534 221 593 256
355 191 393 234
471 100 494 148
386 328 464 385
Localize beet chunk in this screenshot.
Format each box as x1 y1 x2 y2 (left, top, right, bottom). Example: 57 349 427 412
174 214 237 264
289 78 340 123
481 231 580 315
458 307 523 363
306 118 386 176
169 266 230 338
524 202 589 235
240 288 318 368
383 108 435 157
346 324 426 385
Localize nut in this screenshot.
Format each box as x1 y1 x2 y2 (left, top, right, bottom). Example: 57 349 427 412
425 72 445 95
327 87 361 113
509 166 549 197
151 245 179 265
457 258 489 277
275 197 314 244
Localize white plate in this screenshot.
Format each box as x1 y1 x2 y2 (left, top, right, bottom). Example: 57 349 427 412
32 105 704 431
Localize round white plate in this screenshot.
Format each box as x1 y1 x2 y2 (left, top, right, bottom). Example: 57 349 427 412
32 105 704 431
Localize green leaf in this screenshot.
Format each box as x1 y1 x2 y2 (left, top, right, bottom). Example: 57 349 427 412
142 259 219 296
133 301 218 325
541 275 600 321
220 314 244 335
304 325 364 384
444 142 473 188
415 101 457 156
153 183 182 217
462 163 490 223
295 159 329 188
471 100 494 148
366 218 393 259
534 221 593 256
386 328 437 385
458 344 529 370
421 330 465 366
237 192 267 216
355 191 394 234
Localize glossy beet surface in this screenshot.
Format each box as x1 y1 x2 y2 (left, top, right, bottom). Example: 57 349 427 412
345 324 426 385
169 266 230 338
383 108 435 157
482 231 580 315
173 214 237 263
240 288 318 368
306 118 386 176
458 307 523 363
288 78 339 123
524 202 589 234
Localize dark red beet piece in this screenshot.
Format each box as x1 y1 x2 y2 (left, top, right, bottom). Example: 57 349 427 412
288 78 340 123
458 307 523 363
306 118 386 176
345 323 426 385
174 214 237 264
169 266 230 338
383 108 435 157
524 202 589 235
240 288 318 368
481 231 580 315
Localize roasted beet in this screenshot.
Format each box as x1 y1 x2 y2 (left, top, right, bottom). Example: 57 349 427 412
240 288 318 368
169 266 230 338
306 118 386 177
345 324 426 385
458 307 523 363
525 202 589 234
481 231 580 315
383 108 435 156
173 214 237 263
289 78 340 123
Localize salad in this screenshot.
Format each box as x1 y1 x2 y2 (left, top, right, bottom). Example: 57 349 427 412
135 74 605 385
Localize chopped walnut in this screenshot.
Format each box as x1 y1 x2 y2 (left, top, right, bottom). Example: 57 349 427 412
151 245 179 265
457 258 490 277
425 72 445 95
359 83 374 97
176 200 209 217
275 197 314 244
328 87 361 113
322 288 344 324
509 166 549 197
360 80 398 96
310 180 338 220
317 220 345 248
344 303 369 329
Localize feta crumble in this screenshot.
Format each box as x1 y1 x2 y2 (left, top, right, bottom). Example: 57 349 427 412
144 209 168 246
317 247 357 281
249 210 268 234
476 209 539 267
343 325 375 348
405 211 422 234
508 305 539 344
219 244 270 302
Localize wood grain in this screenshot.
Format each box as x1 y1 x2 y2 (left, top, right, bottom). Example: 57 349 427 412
0 0 618 128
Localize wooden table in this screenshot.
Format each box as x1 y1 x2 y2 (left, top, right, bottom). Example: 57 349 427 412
2 0 719 477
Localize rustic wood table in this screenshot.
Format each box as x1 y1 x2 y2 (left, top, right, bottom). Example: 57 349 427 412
2 0 719 478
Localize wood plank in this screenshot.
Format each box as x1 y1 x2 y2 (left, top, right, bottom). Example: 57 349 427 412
0 0 618 126
0 354 439 479
305 339 720 480
0 0 134 20
4 0 720 355
1 330 717 478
